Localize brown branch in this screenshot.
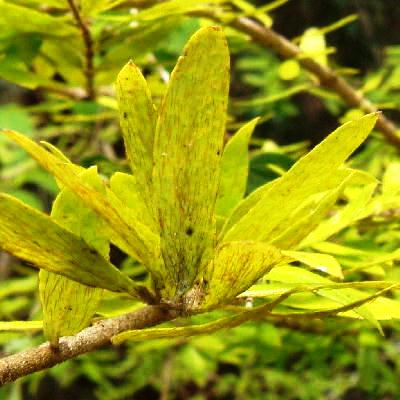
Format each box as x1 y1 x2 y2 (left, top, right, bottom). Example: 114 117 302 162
67 0 95 100
193 12 400 149
0 305 176 386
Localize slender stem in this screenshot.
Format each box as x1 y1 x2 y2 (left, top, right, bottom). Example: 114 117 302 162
0 305 176 385
229 17 400 148
187 10 400 149
67 0 95 100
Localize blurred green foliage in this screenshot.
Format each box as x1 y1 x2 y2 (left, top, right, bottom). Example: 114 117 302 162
1 0 400 399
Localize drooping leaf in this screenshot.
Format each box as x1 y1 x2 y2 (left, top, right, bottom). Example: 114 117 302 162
216 118 258 218
36 143 156 266
111 315 237 344
2 130 160 274
39 167 109 345
266 265 383 331
240 281 400 321
201 241 282 309
222 113 378 243
0 193 143 298
153 26 230 297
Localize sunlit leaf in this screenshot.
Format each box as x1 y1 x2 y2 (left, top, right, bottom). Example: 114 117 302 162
133 0 225 22
39 167 109 345
0 193 143 297
222 113 378 243
283 250 343 278
266 266 383 331
2 130 160 273
299 27 328 66
278 59 300 80
0 321 42 331
201 241 282 308
301 181 377 247
109 172 155 230
0 1 76 37
115 62 156 209
216 118 258 218
382 162 400 197
153 26 230 297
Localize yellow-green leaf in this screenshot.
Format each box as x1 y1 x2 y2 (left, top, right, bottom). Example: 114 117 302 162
109 172 155 231
282 250 343 279
0 321 42 331
222 113 378 243
278 59 301 80
39 167 109 344
153 26 230 298
299 27 328 66
0 1 76 37
266 265 383 331
216 118 258 218
382 162 400 197
202 241 282 308
133 0 225 21
0 193 141 297
301 181 377 247
2 130 158 271
115 62 156 209
271 168 356 249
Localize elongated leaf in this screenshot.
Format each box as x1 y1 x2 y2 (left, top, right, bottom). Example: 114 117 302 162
301 181 377 247
271 168 355 249
81 0 127 16
153 27 230 297
0 193 141 297
112 315 235 344
216 118 258 218
266 265 382 331
0 321 42 331
219 178 275 238
274 287 400 321
133 0 225 21
37 144 157 265
39 167 108 344
223 113 378 242
282 250 343 278
2 130 159 274
0 276 37 299
382 162 400 197
109 172 155 231
0 1 76 37
201 241 282 308
115 62 156 208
